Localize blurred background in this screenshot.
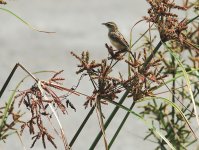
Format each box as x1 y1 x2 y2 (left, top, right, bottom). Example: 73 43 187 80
0 0 161 149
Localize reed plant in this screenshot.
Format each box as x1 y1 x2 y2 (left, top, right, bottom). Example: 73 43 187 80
1 0 199 149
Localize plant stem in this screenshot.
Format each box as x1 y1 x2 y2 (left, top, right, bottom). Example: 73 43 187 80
187 14 199 24
89 90 129 150
0 63 18 99
108 101 136 149
171 55 175 124
142 41 162 70
69 106 95 147
96 98 108 150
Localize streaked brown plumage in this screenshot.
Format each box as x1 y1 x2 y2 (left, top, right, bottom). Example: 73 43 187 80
102 22 129 51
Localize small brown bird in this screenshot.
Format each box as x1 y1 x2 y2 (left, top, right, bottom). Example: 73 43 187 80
102 22 130 52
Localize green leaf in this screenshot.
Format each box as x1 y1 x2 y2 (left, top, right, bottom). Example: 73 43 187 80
137 96 197 139
106 99 176 150
163 43 199 135
0 7 55 33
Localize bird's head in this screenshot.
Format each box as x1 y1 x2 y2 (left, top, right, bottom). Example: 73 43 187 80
102 22 118 31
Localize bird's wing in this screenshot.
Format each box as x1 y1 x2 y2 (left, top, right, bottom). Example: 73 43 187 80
110 31 129 48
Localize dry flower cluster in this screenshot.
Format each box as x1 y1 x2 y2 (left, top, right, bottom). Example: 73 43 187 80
71 45 166 108
14 70 77 148
145 0 188 43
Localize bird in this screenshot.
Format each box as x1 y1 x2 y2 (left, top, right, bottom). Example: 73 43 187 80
102 22 130 53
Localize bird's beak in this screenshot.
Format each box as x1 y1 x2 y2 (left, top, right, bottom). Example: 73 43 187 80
102 23 107 26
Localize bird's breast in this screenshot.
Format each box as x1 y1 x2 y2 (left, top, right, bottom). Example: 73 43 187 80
109 38 126 50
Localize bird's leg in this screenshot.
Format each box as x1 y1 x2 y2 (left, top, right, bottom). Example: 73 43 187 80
118 48 134 58
105 44 124 60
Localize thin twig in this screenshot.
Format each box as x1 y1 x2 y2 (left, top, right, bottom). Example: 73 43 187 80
38 81 70 150
96 97 108 150
89 90 129 150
